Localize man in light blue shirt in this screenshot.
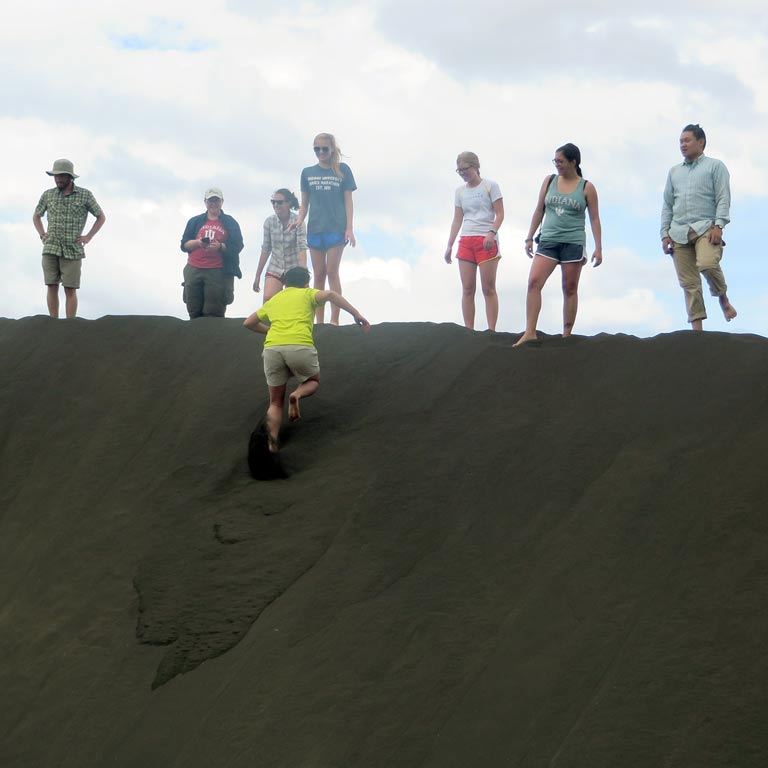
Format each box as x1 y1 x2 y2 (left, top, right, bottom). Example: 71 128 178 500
660 124 737 329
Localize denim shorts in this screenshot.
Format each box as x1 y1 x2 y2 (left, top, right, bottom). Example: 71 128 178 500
307 232 346 250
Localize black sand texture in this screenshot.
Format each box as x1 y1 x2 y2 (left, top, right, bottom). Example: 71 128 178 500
1 316 767 767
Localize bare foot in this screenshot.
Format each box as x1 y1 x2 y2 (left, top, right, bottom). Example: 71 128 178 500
513 333 539 347
288 394 301 422
264 414 281 453
719 296 737 322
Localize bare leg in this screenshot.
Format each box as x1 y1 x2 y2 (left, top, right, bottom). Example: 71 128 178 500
263 276 283 303
561 261 583 337
718 294 737 322
46 285 60 318
691 319 703 331
478 258 499 331
325 245 346 325
64 287 78 319
514 255 558 346
266 384 287 452
457 259 477 330
288 375 320 422
310 248 327 324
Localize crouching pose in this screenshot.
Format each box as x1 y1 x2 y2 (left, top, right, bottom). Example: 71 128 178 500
243 266 369 452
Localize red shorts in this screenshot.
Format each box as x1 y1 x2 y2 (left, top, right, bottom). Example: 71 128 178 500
456 236 499 264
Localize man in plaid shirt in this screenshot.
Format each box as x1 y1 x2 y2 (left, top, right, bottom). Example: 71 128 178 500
33 159 106 318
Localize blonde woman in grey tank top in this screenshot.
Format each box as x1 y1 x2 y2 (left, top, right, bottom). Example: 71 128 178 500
514 143 603 346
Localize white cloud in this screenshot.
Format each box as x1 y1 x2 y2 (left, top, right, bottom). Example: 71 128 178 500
2 1 767 339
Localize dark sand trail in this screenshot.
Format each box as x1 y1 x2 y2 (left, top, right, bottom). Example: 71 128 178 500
1 317 767 767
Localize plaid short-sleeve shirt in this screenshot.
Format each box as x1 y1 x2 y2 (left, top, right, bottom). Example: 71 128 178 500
35 185 104 260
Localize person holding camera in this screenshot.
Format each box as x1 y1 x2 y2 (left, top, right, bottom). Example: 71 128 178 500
514 143 602 346
180 187 244 318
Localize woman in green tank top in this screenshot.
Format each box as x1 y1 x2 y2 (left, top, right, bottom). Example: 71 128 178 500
514 143 603 346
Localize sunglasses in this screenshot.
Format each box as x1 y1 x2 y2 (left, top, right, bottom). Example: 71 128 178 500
456 166 474 174
270 199 287 205
313 146 330 153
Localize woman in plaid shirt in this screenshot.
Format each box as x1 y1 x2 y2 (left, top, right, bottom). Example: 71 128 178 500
253 188 307 302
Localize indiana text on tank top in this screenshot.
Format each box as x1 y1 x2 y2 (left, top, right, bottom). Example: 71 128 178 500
541 176 587 245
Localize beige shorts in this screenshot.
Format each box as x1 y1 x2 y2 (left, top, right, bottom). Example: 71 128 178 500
42 254 82 289
262 345 320 387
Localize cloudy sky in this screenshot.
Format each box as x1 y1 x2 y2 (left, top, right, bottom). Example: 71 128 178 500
4 0 768 337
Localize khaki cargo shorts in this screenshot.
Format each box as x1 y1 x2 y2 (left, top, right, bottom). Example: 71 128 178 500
262 345 320 386
42 254 82 289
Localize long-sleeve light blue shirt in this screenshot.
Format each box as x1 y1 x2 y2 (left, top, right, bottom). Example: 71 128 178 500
660 154 730 243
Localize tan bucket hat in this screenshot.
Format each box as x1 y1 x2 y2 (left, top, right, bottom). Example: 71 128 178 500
46 159 79 178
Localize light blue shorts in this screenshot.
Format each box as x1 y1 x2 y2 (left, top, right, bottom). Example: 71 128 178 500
307 232 346 250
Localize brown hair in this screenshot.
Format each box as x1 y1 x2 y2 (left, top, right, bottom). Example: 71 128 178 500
555 143 583 177
456 151 480 169
273 188 299 210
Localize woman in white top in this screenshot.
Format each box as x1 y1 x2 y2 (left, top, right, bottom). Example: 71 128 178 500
444 151 504 331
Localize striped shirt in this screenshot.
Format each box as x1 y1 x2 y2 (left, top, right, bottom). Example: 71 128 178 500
261 212 307 275
660 155 730 243
35 185 104 260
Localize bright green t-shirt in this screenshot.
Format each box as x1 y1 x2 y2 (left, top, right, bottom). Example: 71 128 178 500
257 287 320 348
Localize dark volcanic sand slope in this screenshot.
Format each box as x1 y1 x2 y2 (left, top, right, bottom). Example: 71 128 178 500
1 316 767 767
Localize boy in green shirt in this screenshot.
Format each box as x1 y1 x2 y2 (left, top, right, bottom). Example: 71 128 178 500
244 267 369 452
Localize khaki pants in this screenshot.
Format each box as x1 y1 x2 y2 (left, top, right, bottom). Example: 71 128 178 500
672 228 728 322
